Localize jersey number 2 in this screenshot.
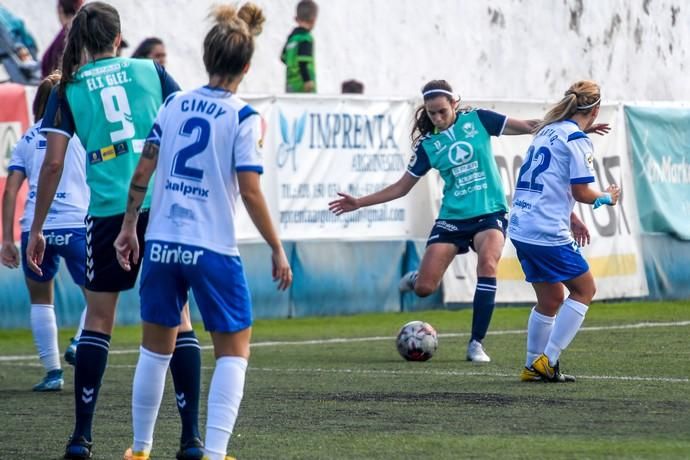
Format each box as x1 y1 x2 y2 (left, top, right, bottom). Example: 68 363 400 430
171 117 210 181
516 146 551 193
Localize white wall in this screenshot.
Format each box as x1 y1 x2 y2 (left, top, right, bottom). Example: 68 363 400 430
5 0 688 100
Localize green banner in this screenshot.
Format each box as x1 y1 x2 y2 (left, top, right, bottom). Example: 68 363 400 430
625 106 690 239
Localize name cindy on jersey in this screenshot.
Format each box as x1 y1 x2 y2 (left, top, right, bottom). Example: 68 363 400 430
149 242 204 265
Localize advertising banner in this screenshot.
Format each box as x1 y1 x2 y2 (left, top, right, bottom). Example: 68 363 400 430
441 102 649 303
264 96 418 240
625 106 690 240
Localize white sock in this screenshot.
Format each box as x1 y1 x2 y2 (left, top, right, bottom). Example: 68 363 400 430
131 347 172 453
525 307 555 368
75 307 87 340
204 356 248 460
30 304 60 372
544 298 589 366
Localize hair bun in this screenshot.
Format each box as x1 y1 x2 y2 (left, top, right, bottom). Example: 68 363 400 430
238 3 266 36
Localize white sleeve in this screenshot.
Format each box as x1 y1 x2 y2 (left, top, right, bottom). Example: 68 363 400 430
8 137 29 174
234 114 264 174
567 137 596 184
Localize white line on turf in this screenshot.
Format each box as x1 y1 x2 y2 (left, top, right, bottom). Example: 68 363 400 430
0 319 689 363
4 362 689 383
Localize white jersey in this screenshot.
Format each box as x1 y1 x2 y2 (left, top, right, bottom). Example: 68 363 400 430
8 120 88 232
508 119 596 246
145 86 264 256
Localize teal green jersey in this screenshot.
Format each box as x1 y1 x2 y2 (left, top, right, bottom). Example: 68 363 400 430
40 57 180 216
407 109 509 220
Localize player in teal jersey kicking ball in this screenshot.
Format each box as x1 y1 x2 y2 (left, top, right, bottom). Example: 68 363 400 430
25 3 203 459
330 79 537 362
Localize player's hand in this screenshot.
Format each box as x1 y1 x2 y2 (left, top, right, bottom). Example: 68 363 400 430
606 184 621 205
585 123 611 136
303 80 315 92
271 247 292 291
25 231 45 276
570 216 591 247
114 228 139 272
328 192 360 215
0 242 20 268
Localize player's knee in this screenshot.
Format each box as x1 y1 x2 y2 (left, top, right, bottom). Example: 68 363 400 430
476 259 498 277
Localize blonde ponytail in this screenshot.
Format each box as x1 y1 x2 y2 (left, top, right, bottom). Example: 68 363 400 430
535 80 601 132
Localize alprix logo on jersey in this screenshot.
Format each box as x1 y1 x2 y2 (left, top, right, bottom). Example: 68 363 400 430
277 110 400 171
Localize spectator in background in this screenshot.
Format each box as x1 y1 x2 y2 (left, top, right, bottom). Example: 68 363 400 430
341 79 364 94
132 37 167 67
281 0 318 93
41 0 83 78
0 5 38 58
0 6 41 84
116 37 129 56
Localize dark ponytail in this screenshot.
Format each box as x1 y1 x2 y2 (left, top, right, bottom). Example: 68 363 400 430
58 2 121 98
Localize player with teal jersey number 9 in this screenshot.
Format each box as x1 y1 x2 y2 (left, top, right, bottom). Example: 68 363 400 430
25 2 203 459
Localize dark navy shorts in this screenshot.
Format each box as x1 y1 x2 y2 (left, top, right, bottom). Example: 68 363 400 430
85 211 149 292
426 211 508 254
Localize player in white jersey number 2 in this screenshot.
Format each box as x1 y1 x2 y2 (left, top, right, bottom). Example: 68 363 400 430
115 4 292 460
1 73 88 392
508 80 619 383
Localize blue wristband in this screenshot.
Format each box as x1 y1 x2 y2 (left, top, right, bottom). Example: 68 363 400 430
593 193 613 209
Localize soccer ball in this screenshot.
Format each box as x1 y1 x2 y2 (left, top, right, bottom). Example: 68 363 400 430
396 320 438 361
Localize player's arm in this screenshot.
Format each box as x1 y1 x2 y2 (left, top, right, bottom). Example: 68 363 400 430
571 183 620 208
329 172 418 215
238 171 292 290
330 143 426 215
124 141 159 226
476 109 538 136
235 112 291 290
568 136 620 208
570 212 590 247
503 118 540 135
31 89 74 235
1 169 26 268
114 141 159 271
30 132 67 234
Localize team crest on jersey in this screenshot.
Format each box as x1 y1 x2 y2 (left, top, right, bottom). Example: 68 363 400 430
585 152 594 169
462 122 478 139
447 141 474 166
408 153 417 168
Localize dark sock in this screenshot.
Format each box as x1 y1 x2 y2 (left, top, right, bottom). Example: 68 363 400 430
471 277 497 342
72 330 110 442
170 330 201 442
